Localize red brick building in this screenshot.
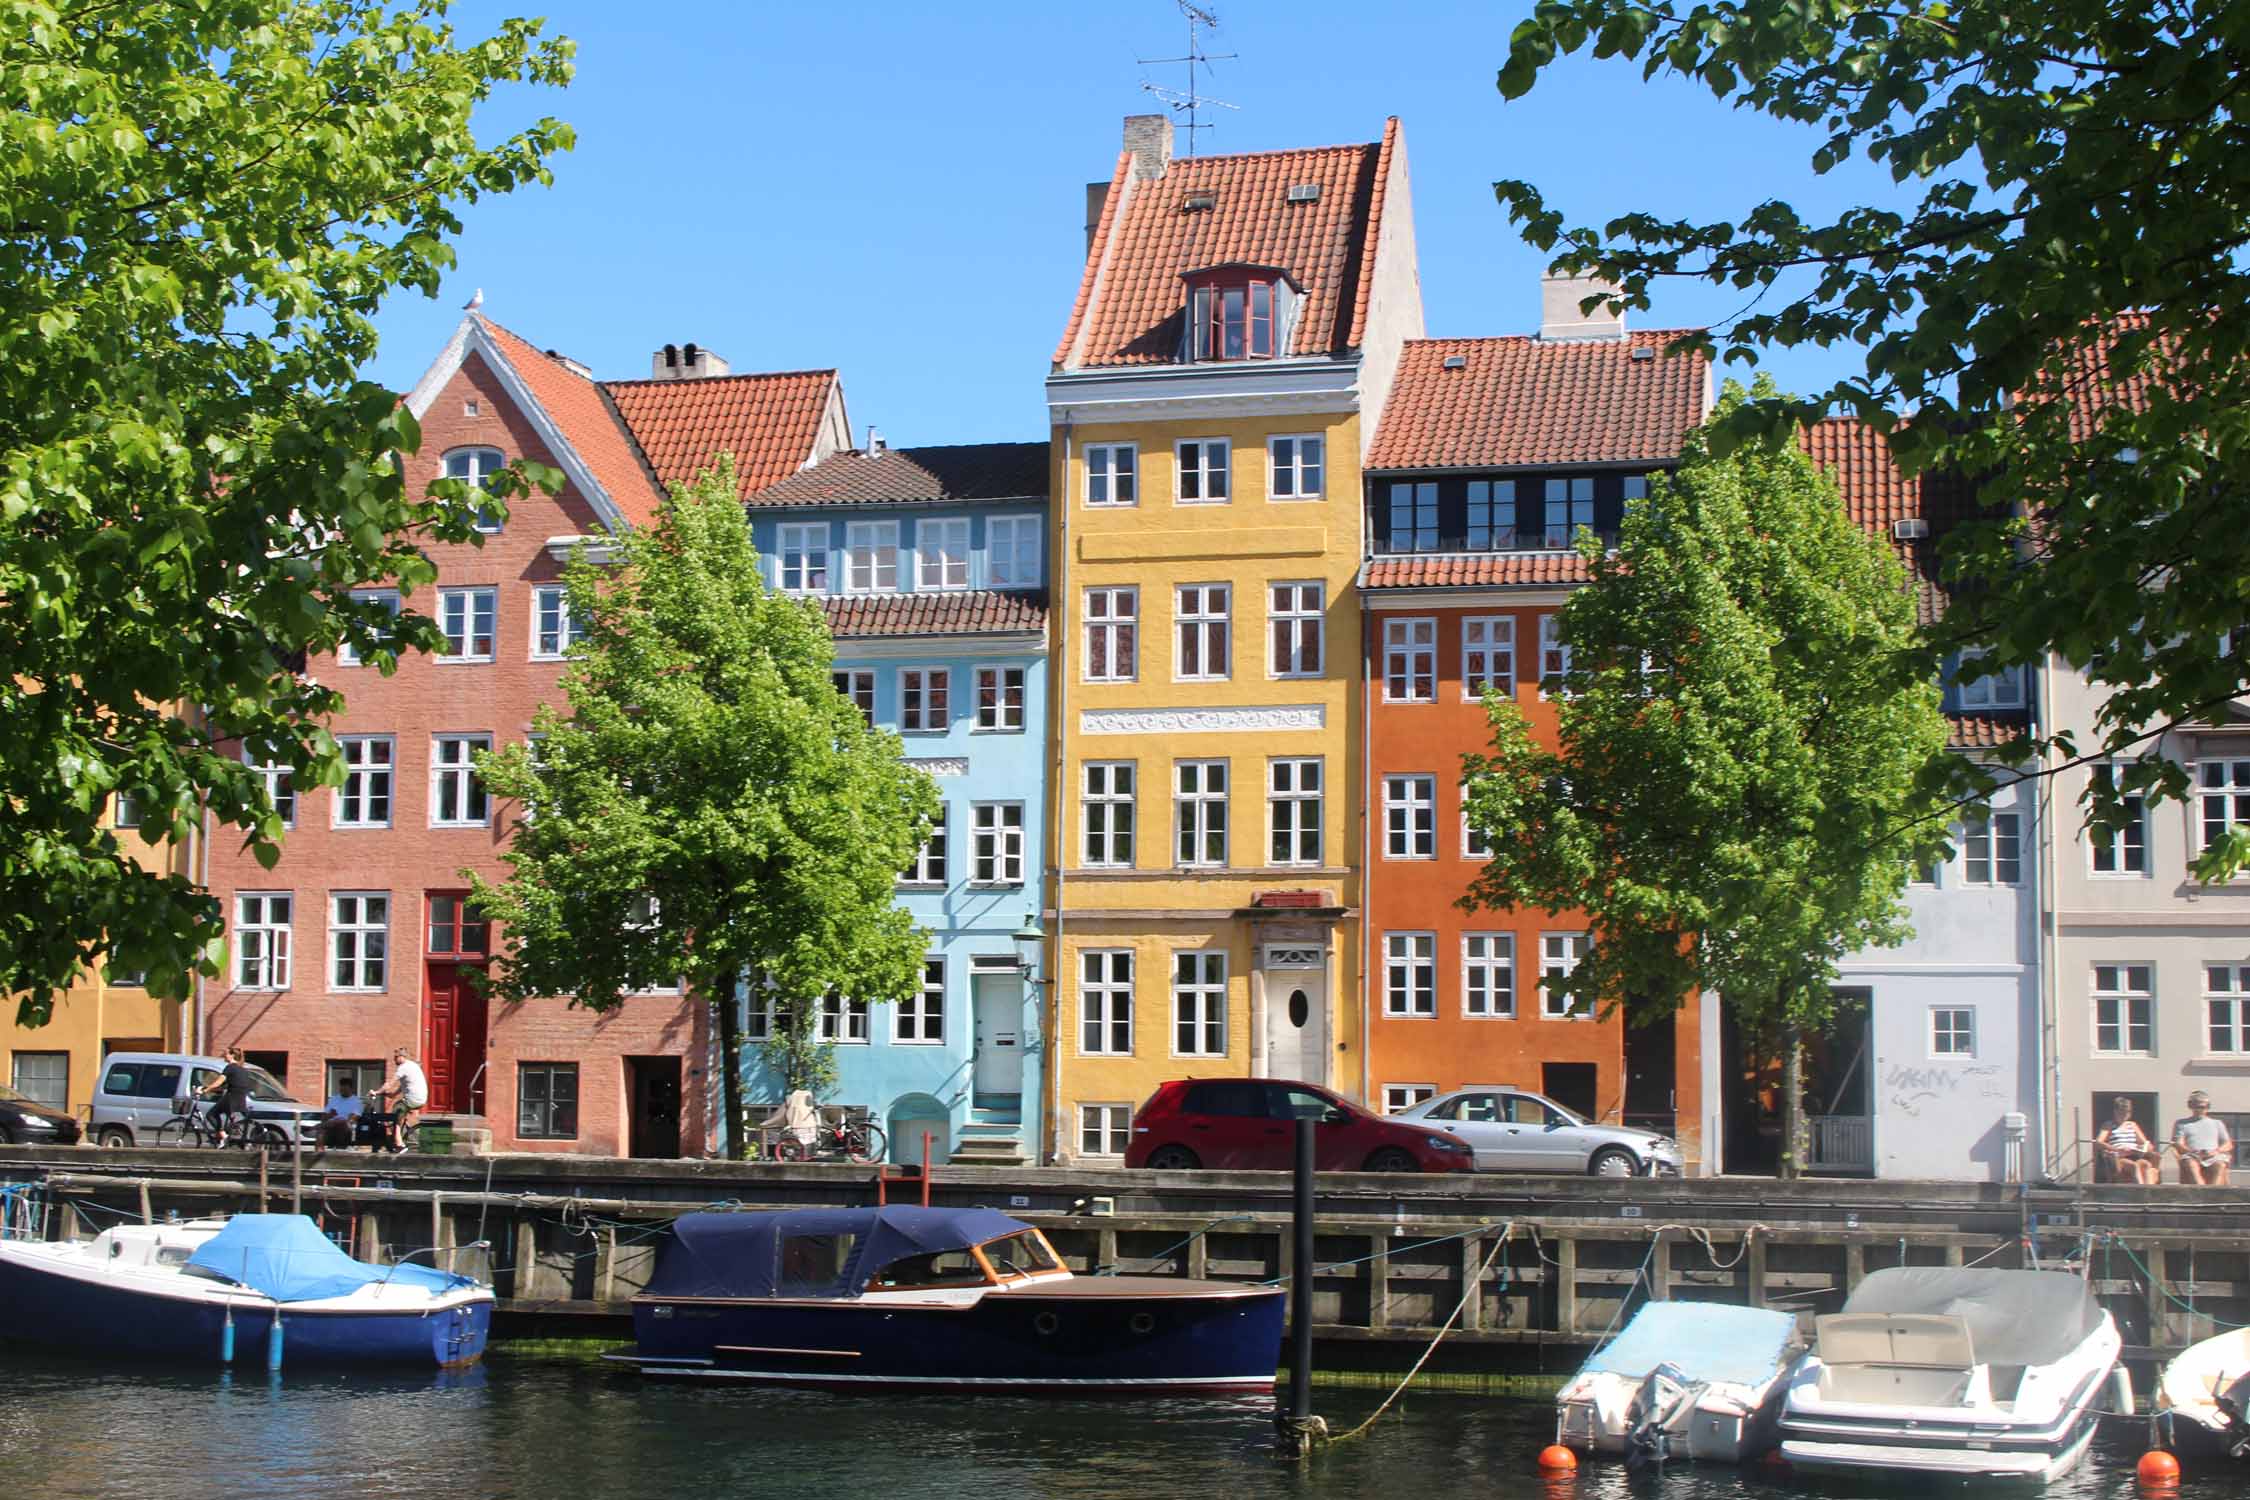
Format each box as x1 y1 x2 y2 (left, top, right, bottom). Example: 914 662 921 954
202 313 849 1154
1355 288 1716 1166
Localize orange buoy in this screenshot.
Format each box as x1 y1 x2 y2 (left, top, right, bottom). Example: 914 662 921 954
1536 1444 1579 1473
2137 1449 2181 1487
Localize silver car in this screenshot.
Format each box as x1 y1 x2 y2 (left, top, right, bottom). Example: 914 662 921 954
1396 1086 1682 1176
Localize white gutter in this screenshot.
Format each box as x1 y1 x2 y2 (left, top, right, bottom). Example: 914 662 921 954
1045 421 1073 1166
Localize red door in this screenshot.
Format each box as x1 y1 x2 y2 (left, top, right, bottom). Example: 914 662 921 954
424 894 491 1116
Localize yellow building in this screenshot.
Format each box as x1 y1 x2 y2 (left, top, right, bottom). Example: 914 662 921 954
1041 115 1424 1162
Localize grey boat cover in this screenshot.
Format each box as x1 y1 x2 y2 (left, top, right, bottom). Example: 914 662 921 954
1838 1267 2103 1367
644 1206 1031 1301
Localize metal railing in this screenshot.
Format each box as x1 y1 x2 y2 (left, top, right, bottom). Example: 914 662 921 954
1808 1113 1874 1172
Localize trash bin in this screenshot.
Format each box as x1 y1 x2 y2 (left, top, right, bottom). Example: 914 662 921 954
417 1120 455 1155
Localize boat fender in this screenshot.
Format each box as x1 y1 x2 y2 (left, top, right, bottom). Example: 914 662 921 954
267 1312 284 1372
2135 1449 2180 1488
220 1306 235 1364
1535 1445 1578 1472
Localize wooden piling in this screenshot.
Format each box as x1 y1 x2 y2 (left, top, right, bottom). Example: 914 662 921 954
513 1216 538 1301
1746 1232 1768 1307
1556 1235 1579 1334
1651 1230 1672 1301
1460 1235 1484 1332
1369 1237 1391 1332
138 1181 152 1226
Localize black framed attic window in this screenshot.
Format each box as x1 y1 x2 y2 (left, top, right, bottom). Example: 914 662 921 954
1373 472 1653 555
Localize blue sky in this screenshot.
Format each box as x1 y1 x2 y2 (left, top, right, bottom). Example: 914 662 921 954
370 1 1909 445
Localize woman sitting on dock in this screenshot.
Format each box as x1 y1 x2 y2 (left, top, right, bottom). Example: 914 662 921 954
2095 1097 2160 1185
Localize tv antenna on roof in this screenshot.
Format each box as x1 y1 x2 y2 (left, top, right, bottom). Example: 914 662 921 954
1139 1 1237 156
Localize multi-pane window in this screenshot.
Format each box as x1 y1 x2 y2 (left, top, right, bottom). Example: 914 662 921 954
531 585 585 659
431 735 492 827
2090 765 2148 874
1386 481 1437 551
1960 808 2022 886
10 1052 67 1110
335 737 393 827
971 802 1024 886
1466 479 1517 550
1930 1007 1975 1057
1084 587 1138 682
819 992 871 1044
1175 760 1228 867
1463 617 1514 698
1080 949 1134 1055
517 1063 578 1140
1172 951 1227 1056
897 958 945 1044
234 893 292 990
776 522 830 593
1541 932 1589 1019
2092 963 2154 1054
2207 965 2250 1054
1463 933 1514 1018
1270 583 1323 677
445 447 506 532
1083 762 1136 868
249 748 300 828
1384 774 1437 859
1176 439 1230 503
975 666 1025 731
1079 1103 1133 1157
987 515 1041 588
903 806 948 886
1085 443 1137 506
1383 617 1436 703
1463 788 1492 859
1539 613 1571 698
831 669 876 726
1543 476 1595 548
1269 435 1324 499
1269 758 1322 866
1175 584 1230 680
917 518 971 590
329 893 389 991
336 588 400 666
1188 278 1275 360
2200 761 2250 853
427 894 490 957
845 521 899 593
900 668 950 733
438 587 496 661
1382 1084 1437 1114
1384 932 1437 1017
1954 649 2025 710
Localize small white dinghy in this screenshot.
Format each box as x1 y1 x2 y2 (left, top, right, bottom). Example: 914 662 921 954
1557 1302 1803 1468
2156 1326 2250 1461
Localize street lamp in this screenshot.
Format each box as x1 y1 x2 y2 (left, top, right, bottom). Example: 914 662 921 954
1012 913 1046 980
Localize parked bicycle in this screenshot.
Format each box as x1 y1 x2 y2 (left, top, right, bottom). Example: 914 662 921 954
775 1115 886 1165
153 1096 291 1151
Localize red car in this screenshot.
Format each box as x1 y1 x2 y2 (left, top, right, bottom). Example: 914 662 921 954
1123 1078 1475 1173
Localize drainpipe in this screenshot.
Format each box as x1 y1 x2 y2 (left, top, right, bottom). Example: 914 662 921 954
1358 598 1372 1105
2037 652 2060 1175
192 718 211 1056
1045 418 1074 1166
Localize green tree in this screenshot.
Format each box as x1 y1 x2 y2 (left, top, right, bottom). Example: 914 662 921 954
469 457 941 1157
1494 2 2250 868
1460 383 1953 1176
1 1 573 1022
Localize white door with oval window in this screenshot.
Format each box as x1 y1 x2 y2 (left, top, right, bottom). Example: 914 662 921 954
972 971 1025 1101
1262 947 1326 1085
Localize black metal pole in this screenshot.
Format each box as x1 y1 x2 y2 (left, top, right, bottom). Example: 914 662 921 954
1290 1114 1315 1422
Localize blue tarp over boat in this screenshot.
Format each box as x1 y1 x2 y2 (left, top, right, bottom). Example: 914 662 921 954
645 1206 1032 1300
1582 1302 1800 1387
186 1214 470 1303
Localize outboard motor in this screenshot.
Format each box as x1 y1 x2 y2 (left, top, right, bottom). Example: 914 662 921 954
1624 1361 1692 1475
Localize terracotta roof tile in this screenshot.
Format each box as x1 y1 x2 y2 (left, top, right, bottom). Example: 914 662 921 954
748 442 1047 509
823 590 1047 640
1947 712 2031 752
1798 416 1984 627
1366 333 1709 471
603 368 839 500
479 318 668 527
1056 129 1391 369
1362 552 1591 590
2025 309 2173 441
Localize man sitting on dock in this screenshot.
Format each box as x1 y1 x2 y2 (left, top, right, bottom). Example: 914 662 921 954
322 1076 363 1149
2094 1097 2159 1185
2171 1091 2234 1186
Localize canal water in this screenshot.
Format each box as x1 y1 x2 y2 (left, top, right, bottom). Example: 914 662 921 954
0 1354 2227 1499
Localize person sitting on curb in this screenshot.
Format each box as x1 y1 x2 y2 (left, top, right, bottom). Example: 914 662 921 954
2172 1090 2234 1186
322 1076 363 1149
2094 1096 2160 1185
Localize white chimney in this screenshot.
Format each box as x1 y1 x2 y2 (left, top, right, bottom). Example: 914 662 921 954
1123 114 1173 181
1539 273 1626 342
866 426 886 452
648 341 733 380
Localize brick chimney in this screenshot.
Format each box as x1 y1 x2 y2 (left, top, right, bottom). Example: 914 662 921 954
648 341 733 380
1123 114 1173 181
1538 273 1626 342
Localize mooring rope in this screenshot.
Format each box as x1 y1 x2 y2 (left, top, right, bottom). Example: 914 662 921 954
1322 1223 1515 1448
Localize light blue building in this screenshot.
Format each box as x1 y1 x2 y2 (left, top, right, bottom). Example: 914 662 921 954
741 441 1051 1165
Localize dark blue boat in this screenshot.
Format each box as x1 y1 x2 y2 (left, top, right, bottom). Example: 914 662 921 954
613 1206 1284 1394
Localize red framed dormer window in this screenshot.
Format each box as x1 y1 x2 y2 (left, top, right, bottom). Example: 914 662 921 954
1183 265 1292 362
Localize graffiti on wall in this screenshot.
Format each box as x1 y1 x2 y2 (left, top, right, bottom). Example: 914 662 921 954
1885 1061 2007 1118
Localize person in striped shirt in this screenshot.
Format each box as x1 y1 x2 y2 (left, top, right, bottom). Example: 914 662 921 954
2095 1096 2159 1185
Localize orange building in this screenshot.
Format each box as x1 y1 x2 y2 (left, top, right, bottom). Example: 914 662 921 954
1355 288 1716 1167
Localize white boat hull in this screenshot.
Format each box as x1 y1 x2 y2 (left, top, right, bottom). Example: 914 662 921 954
1558 1374 1785 1462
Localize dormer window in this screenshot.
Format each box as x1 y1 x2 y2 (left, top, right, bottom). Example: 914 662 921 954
1952 648 2025 711
1181 265 1297 363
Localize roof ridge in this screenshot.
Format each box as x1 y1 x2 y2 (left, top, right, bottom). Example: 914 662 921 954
1166 136 1384 166
1346 118 1398 351
1053 150 1133 369
601 366 840 390
1404 328 1708 347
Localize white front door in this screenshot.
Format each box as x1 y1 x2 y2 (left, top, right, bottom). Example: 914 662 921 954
1262 948 1326 1085
972 973 1025 1100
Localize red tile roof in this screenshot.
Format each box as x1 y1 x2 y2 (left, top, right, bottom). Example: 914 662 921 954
1055 121 1397 369
1797 416 1984 627
1362 552 1591 590
1947 712 2030 752
2022 309 2176 442
480 318 668 527
603 367 840 500
822 590 1047 640
748 442 1047 509
1366 333 1709 471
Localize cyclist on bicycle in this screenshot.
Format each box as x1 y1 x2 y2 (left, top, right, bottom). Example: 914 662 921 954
371 1045 428 1152
197 1045 256 1147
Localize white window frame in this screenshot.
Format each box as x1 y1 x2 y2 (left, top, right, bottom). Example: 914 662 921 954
1929 1005 1975 1058
1171 950 1228 1057
1079 949 1134 1055
1462 803 1491 859
896 957 946 1044
903 805 948 887
329 892 390 993
1539 612 1571 699
1955 648 2025 710
776 521 831 594
1383 774 1437 860
1462 932 1514 1019
1268 434 1324 500
1082 762 1136 869
970 802 1025 887
1083 586 1138 683
818 992 871 1045
1382 1084 1437 1114
445 446 506 532
899 668 950 734
2091 962 2154 1055
832 668 876 726
1269 581 1324 678
844 520 900 594
1463 616 1514 699
987 515 1042 588
430 734 493 828
1268 757 1323 867
1084 443 1137 507
1174 759 1229 868
1383 617 1436 703
1175 437 1231 504
334 736 394 829
2206 965 2250 1055
244 747 295 829
1959 806 2022 886
438 586 496 662
974 665 1025 732
531 584 584 660
1383 932 1437 1018
2199 759 2250 859
1078 1102 1134 1157
336 588 400 667
1174 583 1231 682
1541 931 1590 1020
916 517 972 591
234 892 292 991
2089 763 2148 876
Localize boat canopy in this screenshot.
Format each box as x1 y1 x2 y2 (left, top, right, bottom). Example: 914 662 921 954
645 1206 1033 1300
1582 1302 1800 1387
1836 1268 2103 1368
185 1214 472 1303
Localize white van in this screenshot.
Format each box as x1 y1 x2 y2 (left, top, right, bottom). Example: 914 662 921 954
88 1053 321 1147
